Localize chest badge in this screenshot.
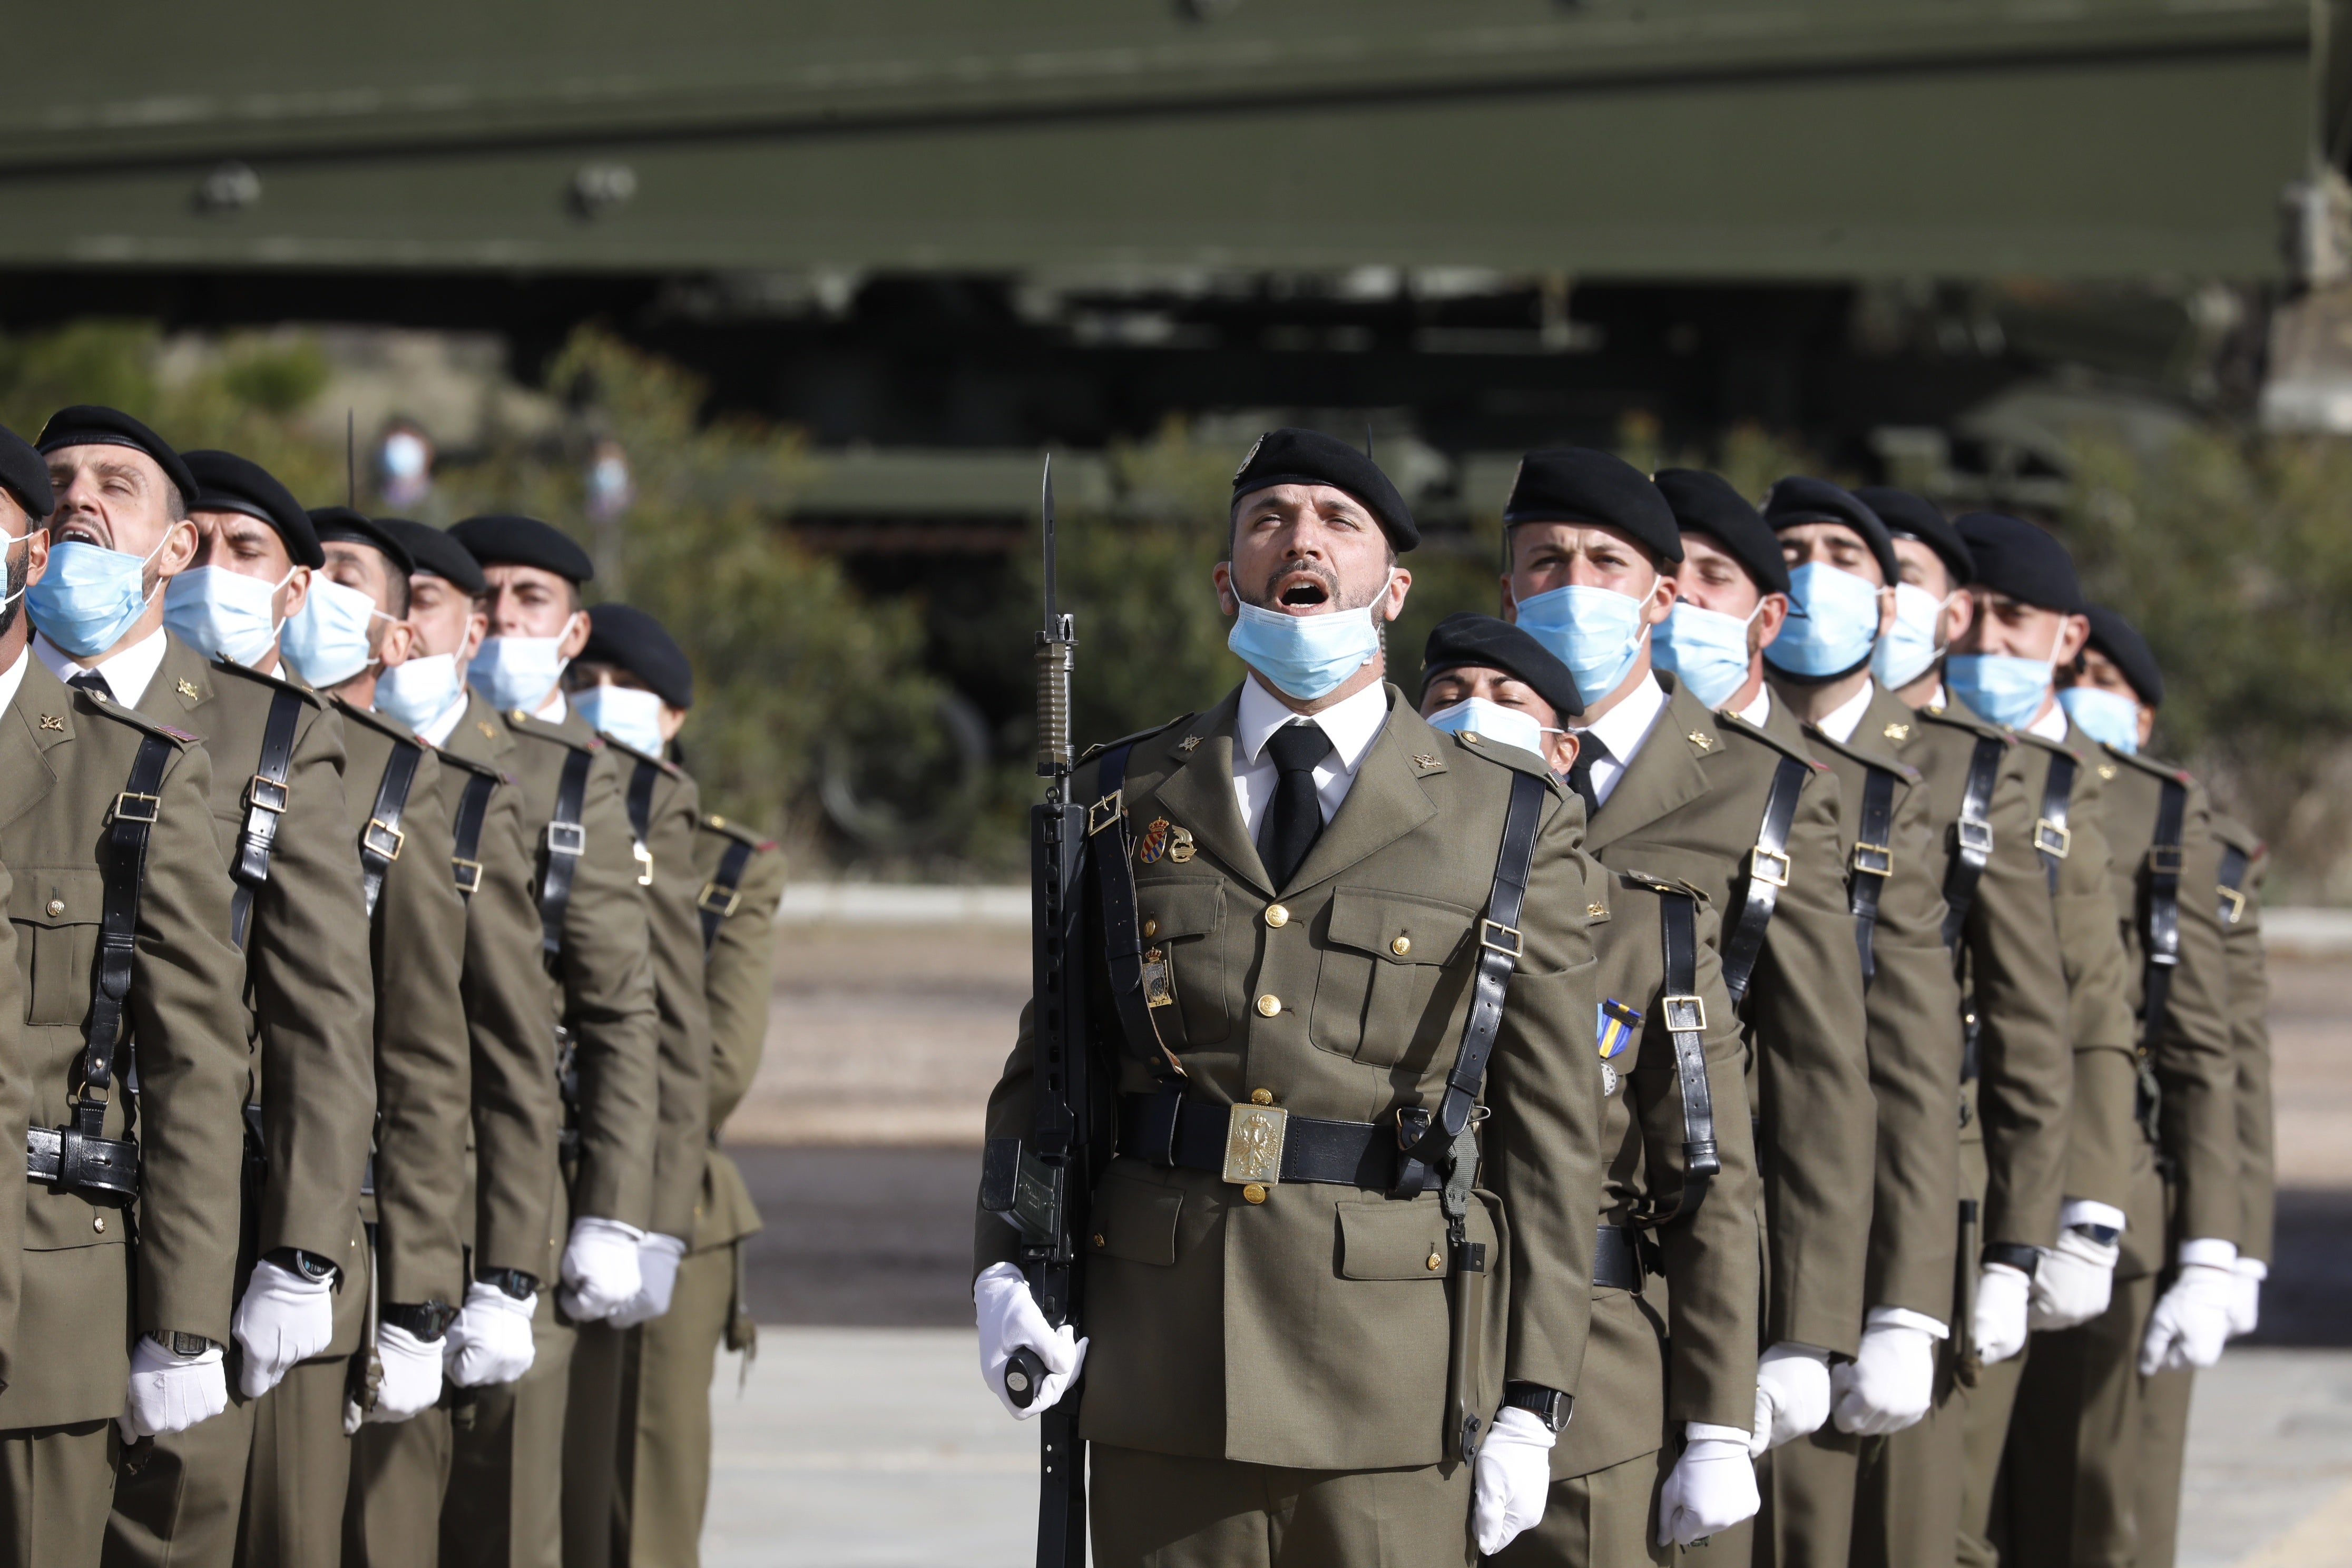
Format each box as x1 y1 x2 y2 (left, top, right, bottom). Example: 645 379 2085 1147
1601 1062 1621 1097
1597 998 1643 1061
477 721 497 740
175 679 200 700
1136 818 1172 865
37 713 62 731
1167 825 1197 863
1883 722 1910 742
1178 734 1203 753
1688 730 1714 752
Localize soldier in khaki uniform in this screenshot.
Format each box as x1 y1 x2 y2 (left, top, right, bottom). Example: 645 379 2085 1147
1502 452 1874 1481
1850 488 2076 1568
0 420 251 1567
975 430 1607 1565
435 516 659 1568
1409 613 1762 1566
346 521 565 1568
1747 480 1967 1568
556 604 712 1568
2000 606 2241 1568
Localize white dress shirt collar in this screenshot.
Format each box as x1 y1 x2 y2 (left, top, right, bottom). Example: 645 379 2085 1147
1571 671 1670 809
1734 685 1771 729
1815 682 1876 746
34 626 170 709
536 689 568 724
2026 694 2069 742
415 690 471 749
1230 675 1390 846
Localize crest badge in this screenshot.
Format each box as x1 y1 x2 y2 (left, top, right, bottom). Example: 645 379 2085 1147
1232 433 1267 483
1135 818 1172 865
1167 825 1197 863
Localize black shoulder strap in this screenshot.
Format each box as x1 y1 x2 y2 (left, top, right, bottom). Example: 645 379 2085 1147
228 687 305 949
698 838 758 953
539 747 593 972
2139 778 2188 1057
2035 751 2077 895
2216 842 2251 926
1720 754 1809 1004
624 758 659 888
1941 736 2004 951
359 739 424 919
1639 889 1720 1226
83 734 173 1139
1084 744 1190 1107
449 770 497 903
1849 765 1898 984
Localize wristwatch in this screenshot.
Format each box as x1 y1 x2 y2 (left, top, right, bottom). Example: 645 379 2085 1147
2067 1222 2122 1248
476 1267 540 1301
1982 1241 2041 1279
1501 1380 1571 1434
383 1301 460 1342
266 1247 339 1284
151 1331 217 1357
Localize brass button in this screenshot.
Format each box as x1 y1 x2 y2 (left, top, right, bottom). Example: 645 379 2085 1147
1425 1248 1443 1271
44 898 63 918
1242 1183 1268 1204
1390 935 1412 957
1093 1233 1106 1249
1264 904 1289 929
1142 918 1159 938
1250 1088 1274 1106
93 1216 106 1234
1256 993 1281 1017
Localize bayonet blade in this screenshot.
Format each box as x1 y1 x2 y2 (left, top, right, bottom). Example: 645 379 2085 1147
1042 453 1057 631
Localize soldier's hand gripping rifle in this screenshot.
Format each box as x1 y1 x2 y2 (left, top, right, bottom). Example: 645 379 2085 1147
977 455 1092 1568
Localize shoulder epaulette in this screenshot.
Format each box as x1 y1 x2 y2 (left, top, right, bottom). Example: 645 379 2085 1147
1619 867 1712 906
208 656 327 709
1079 713 1197 766
1714 708 1831 772
2104 743 2194 787
2014 728 2085 762
429 744 508 784
1916 702 2008 742
1802 722 1924 784
1445 727 1559 783
698 812 776 850
503 708 599 752
599 733 682 776
332 697 423 746
76 693 197 748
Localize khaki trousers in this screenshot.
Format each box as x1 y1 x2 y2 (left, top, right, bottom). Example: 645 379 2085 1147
1956 1347 2027 1568
1849 1331 1967 1568
1994 1271 2159 1568
561 1320 629 1568
1489 1446 1671 1568
2132 1366 2194 1568
103 1377 257 1568
238 1357 350 1567
1088 1443 1474 1568
625 1243 737 1567
443 1287 576 1568
0 1419 118 1568
344 1406 452 1568
1749 1424 1858 1568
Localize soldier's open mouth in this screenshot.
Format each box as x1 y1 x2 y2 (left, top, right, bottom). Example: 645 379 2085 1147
1277 580 1328 607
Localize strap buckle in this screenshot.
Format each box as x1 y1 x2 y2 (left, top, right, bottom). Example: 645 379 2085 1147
2217 885 2247 925
1954 817 1994 857
1478 919 1524 959
1850 840 1894 878
697 881 743 918
110 791 160 825
546 820 587 857
2146 845 2184 876
1660 993 1708 1034
450 858 484 895
1085 792 1124 837
1747 846 1791 887
2033 819 2072 859
632 841 655 887
244 776 289 815
362 819 406 862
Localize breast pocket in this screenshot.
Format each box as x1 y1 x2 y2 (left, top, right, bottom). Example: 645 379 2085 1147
1312 889 1479 1069
12 868 106 1030
1136 878 1229 1047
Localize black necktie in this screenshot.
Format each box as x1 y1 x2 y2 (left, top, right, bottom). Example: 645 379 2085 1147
67 669 112 702
1260 722 1333 891
1566 732 1609 820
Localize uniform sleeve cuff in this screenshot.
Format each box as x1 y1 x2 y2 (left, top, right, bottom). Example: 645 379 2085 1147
1867 1306 1949 1340
1687 1422 1752 1445
2059 1199 2128 1233
2178 1238 2239 1271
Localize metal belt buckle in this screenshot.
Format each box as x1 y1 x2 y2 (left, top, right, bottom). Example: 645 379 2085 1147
1478 919 1524 959
110 790 161 825
2218 885 2247 925
1955 817 1994 857
697 880 742 918
1660 993 1708 1033
362 818 407 861
1085 791 1124 837
1748 846 1791 887
1850 840 1893 878
2033 819 2072 859
451 857 484 895
244 776 289 815
2146 844 2183 876
1222 1102 1287 1187
545 820 587 857
632 841 655 887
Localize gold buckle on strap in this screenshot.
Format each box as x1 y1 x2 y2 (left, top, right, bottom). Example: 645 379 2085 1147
244 776 289 815
2218 885 2247 925
697 881 742 918
1748 846 1791 887
2146 844 2183 876
1478 919 1524 959
1222 1102 1288 1187
111 791 161 825
632 841 655 887
1086 792 1124 837
1850 840 1893 878
1660 993 1708 1033
2033 819 2072 859
363 819 406 861
451 858 484 895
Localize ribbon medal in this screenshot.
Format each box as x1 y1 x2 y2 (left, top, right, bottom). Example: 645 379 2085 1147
1135 818 1172 865
1596 998 1643 1061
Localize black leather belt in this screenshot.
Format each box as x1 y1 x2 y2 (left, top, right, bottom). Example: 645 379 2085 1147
24 1126 138 1198
1116 1093 1440 1192
1593 1224 1640 1291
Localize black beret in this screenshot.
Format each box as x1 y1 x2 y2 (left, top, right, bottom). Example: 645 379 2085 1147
1955 512 2086 615
379 520 485 595
1503 448 1681 564
1760 476 1899 587
1420 611 1584 721
0 422 53 523
1230 428 1417 552
582 603 694 710
181 450 323 569
1655 468 1788 595
1855 486 1974 589
448 514 594 584
2082 605 2163 708
307 507 415 577
36 405 197 510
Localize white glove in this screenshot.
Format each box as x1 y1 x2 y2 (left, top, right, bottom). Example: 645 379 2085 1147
558 1217 645 1322
1832 1311 1943 1436
2140 1255 2237 1374
2030 1228 2119 1332
1972 1265 2031 1366
2227 1257 2266 1339
974 1261 1086 1420
120 1335 228 1441
364 1324 444 1423
606 1234 689 1329
1660 1429 1761 1546
1749 1342 1832 1456
233 1258 336 1399
443 1281 538 1387
1472 1406 1556 1555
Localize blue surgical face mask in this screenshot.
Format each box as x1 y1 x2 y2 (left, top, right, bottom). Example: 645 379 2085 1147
1423 695 1556 759
574 682 668 757
1764 562 1885 680
1513 582 1653 705
28 534 172 660
1654 600 1762 710
163 564 296 669
2059 686 2142 754
282 575 387 690
469 619 579 713
1873 582 1957 690
374 652 463 730
1946 648 2056 731
1226 601 1382 702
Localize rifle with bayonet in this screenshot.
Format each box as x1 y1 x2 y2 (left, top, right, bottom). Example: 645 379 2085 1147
977 455 1092 1568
